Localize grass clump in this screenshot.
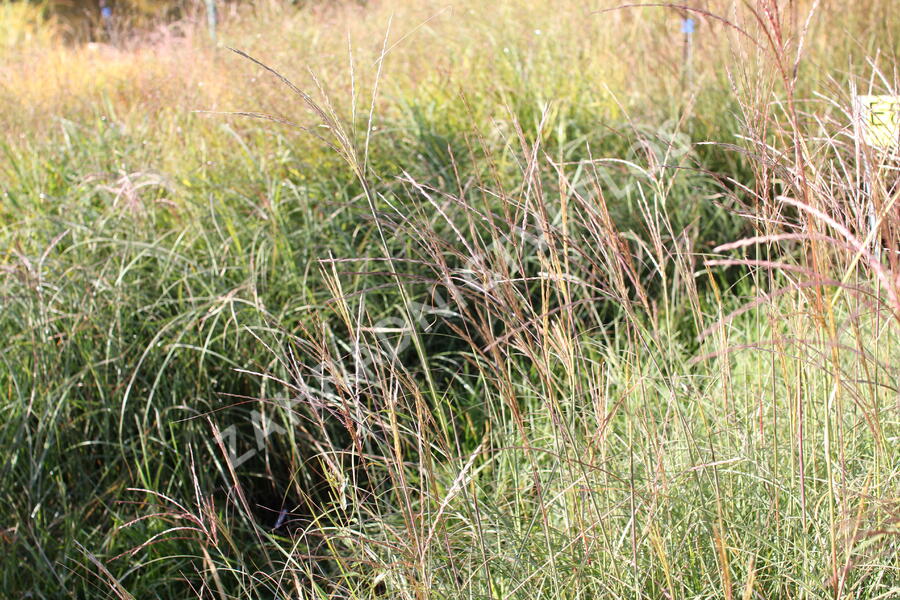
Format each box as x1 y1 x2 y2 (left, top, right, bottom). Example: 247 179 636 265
1 0 898 598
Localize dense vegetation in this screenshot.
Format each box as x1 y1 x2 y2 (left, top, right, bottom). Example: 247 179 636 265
1 1 898 598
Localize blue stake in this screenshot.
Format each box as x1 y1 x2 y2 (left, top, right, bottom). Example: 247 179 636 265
206 0 218 42
682 18 695 90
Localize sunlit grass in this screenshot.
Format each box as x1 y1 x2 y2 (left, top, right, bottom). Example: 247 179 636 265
1 1 898 598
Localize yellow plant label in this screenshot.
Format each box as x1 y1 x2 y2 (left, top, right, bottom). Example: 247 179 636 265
857 95 900 148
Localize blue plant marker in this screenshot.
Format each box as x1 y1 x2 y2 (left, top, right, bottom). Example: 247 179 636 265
682 18 695 35
101 6 112 20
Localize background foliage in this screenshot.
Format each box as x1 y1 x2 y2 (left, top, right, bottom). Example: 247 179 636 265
1 1 898 598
